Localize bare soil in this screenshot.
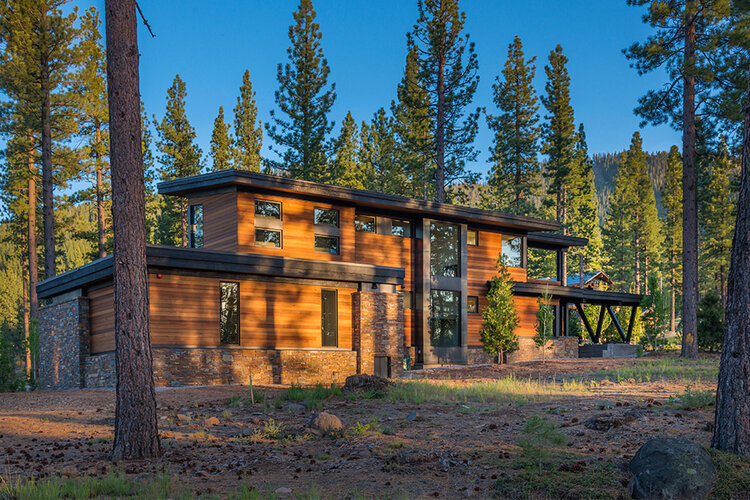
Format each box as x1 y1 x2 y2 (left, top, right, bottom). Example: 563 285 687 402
0 354 729 499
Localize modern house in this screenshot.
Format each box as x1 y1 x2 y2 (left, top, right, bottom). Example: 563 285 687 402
37 170 642 389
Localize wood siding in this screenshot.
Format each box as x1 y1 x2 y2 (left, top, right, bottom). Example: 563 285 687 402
188 192 238 252
89 286 114 353
236 192 355 261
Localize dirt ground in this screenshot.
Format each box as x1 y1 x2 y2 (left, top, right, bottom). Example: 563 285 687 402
0 353 733 499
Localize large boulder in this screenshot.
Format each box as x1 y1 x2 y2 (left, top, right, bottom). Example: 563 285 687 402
343 374 390 392
629 438 716 499
308 411 343 436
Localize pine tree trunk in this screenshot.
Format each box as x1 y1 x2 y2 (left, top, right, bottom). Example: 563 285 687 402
711 61 750 456
681 3 699 359
670 250 676 333
96 124 106 258
435 50 446 203
41 9 56 279
105 0 161 460
22 251 30 379
28 140 38 323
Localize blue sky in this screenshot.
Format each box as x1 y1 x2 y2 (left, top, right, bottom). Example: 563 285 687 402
77 0 681 177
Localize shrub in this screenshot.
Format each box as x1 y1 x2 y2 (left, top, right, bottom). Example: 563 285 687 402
518 416 567 473
479 255 519 362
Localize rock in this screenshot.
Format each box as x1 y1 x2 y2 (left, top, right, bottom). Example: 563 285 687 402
204 417 220 426
629 438 716 499
308 412 343 435
275 487 292 495
344 374 390 392
60 465 79 478
585 409 643 432
406 411 417 421
283 403 307 412
176 414 190 423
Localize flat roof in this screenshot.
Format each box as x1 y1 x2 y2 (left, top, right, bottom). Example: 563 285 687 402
157 170 561 233
527 232 588 249
513 282 643 306
37 245 405 299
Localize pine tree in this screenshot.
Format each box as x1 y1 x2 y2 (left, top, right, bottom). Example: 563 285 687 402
541 44 577 232
154 75 203 247
479 255 519 363
567 124 603 273
232 69 263 171
486 35 541 216
210 106 232 171
360 108 404 195
391 48 434 199
661 145 683 332
407 0 480 202
329 111 365 189
0 0 81 279
75 6 110 259
266 0 335 181
699 140 738 305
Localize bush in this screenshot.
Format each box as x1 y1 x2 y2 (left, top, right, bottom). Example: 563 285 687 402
697 293 723 351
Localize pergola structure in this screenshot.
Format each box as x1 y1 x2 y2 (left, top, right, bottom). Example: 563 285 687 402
526 232 643 343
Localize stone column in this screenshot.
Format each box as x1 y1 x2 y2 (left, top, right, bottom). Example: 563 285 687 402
38 296 90 389
352 290 404 378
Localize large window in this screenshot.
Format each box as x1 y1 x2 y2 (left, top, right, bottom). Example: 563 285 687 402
391 219 412 237
189 204 203 248
254 200 282 248
501 235 523 268
355 215 375 233
314 208 339 254
429 290 460 347
430 222 460 277
220 282 239 345
321 289 338 347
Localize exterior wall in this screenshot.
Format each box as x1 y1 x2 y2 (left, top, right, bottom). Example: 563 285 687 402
188 192 239 252
236 192 356 262
89 286 114 353
38 297 89 390
507 336 579 363
352 291 404 378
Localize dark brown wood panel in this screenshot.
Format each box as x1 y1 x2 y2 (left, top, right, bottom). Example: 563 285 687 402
89 286 114 353
236 192 355 261
188 192 238 252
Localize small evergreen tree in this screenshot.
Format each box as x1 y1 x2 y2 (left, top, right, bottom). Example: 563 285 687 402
266 0 336 181
329 111 365 189
210 106 233 171
232 69 263 171
697 292 723 352
480 255 519 363
533 288 554 362
641 274 670 351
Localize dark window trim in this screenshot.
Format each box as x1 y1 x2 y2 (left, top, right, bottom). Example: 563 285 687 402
313 206 340 228
314 234 340 255
254 199 283 248
219 281 240 345
254 228 283 249
321 288 338 347
254 199 283 221
467 295 479 313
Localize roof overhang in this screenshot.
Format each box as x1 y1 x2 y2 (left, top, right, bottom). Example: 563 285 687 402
36 245 405 299
527 232 588 250
512 282 642 306
157 170 561 233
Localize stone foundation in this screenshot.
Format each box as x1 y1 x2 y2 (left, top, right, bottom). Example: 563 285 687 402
39 297 89 390
467 347 496 364
507 336 579 363
353 291 404 378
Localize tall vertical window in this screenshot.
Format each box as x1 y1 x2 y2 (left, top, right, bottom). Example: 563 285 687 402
189 204 203 248
254 200 282 248
220 282 239 345
314 208 340 254
501 235 523 267
321 289 338 347
429 290 460 347
430 222 460 277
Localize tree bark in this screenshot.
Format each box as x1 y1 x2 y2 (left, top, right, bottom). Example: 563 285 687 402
711 61 750 456
670 250 676 333
40 9 55 279
96 124 106 258
681 2 699 359
21 251 30 379
105 0 161 460
28 138 38 323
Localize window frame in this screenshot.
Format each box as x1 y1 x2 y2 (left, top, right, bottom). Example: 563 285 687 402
467 229 479 246
313 207 340 228
254 228 282 248
188 204 203 248
321 288 339 347
254 199 283 249
467 296 479 314
391 219 412 238
254 199 282 221
355 214 376 233
219 281 240 345
314 235 340 254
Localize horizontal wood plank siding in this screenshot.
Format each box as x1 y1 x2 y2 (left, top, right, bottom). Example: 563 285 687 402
189 192 238 252
236 192 355 262
89 286 114 353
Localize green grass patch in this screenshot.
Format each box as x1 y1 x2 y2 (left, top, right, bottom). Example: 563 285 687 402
276 384 342 410
709 449 750 499
667 385 716 409
589 357 718 384
492 462 626 500
388 375 591 405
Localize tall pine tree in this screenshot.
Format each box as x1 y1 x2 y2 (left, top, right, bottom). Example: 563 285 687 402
266 0 335 181
541 44 577 233
210 106 232 171
232 69 263 171
330 111 366 189
154 75 203 246
486 35 541 216
661 145 683 332
361 108 407 195
407 0 479 202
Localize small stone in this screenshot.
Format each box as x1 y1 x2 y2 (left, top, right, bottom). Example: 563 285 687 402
176 414 190 423
406 411 417 421
308 412 343 435
283 403 307 412
275 487 292 495
204 417 220 426
60 465 79 478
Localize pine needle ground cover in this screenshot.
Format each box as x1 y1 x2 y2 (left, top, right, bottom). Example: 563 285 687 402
1 353 742 499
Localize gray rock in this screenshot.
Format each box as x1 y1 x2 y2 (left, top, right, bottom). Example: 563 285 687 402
283 403 307 412
629 438 716 499
406 411 417 421
585 409 643 432
308 411 343 435
344 374 390 392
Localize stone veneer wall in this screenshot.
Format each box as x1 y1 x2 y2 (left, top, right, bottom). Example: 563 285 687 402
506 336 579 363
352 291 404 378
38 297 89 390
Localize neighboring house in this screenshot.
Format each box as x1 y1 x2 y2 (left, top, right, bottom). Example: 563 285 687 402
36 171 642 389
